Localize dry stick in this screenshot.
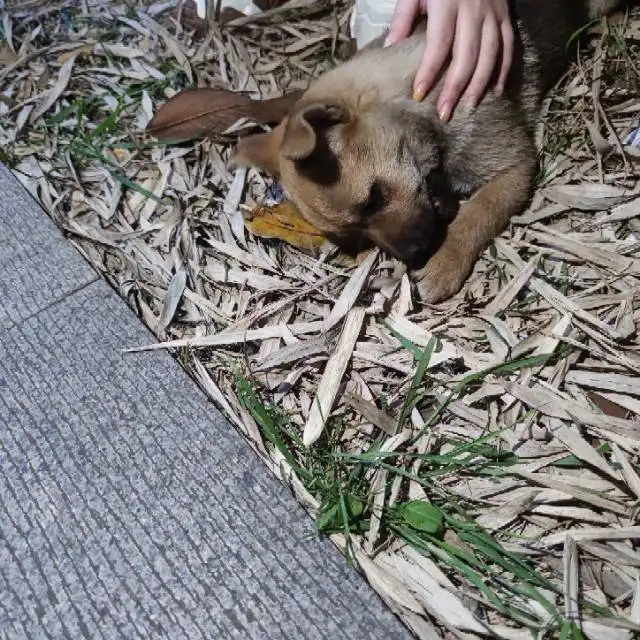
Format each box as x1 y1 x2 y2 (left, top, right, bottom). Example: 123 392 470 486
598 100 631 173
124 321 325 352
591 27 607 182
225 0 325 27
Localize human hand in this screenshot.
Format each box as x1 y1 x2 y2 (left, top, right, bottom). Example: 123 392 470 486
385 0 514 122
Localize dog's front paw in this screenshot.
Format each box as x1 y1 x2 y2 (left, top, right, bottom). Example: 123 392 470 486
413 246 471 304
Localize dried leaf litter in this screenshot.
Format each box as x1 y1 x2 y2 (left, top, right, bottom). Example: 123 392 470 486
2 2 640 638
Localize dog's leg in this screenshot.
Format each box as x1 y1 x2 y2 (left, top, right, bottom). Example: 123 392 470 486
413 158 535 303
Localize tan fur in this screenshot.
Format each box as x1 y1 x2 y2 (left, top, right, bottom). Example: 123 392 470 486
233 122 286 178
414 162 535 302
233 0 624 303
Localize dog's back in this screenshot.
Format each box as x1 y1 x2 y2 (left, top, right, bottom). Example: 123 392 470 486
520 0 621 87
510 0 621 122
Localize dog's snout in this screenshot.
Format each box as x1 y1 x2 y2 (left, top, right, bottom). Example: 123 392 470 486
386 231 431 269
325 230 373 256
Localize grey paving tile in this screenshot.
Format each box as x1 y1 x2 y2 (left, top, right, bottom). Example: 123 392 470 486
0 163 98 329
0 280 410 640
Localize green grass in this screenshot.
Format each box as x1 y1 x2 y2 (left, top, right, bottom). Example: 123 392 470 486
230 330 622 636
2 58 188 209
565 18 600 52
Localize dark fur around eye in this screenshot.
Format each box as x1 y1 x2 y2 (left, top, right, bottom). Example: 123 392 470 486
357 181 388 218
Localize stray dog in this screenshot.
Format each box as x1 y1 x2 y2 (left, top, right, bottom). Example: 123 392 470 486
233 0 623 303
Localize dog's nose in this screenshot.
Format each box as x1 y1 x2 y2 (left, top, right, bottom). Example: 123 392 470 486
389 239 429 269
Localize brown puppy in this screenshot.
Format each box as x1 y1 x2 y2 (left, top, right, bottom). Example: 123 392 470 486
234 0 623 303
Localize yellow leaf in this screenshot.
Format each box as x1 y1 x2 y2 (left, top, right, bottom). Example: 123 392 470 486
111 148 128 163
244 200 328 253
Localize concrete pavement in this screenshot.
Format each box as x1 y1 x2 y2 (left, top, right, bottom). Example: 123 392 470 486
0 163 411 640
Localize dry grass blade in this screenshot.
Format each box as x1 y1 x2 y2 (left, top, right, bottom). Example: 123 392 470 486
30 54 76 121
322 248 379 332
343 393 396 435
515 470 628 516
563 536 580 621
303 306 365 445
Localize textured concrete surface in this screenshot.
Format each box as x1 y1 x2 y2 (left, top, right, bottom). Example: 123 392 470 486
0 164 99 330
0 164 411 639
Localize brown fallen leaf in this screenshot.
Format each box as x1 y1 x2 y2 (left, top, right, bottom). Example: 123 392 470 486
253 0 290 9
587 391 630 420
218 7 246 22
146 88 301 143
343 393 396 435
244 200 327 253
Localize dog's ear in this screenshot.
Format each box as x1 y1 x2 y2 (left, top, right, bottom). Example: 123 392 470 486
232 122 286 178
281 103 351 161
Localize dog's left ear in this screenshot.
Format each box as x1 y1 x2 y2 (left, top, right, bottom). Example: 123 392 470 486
281 103 352 161
232 122 285 178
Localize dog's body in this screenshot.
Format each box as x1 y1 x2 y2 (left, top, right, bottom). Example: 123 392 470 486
235 0 623 302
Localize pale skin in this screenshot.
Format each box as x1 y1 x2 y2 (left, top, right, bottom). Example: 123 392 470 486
384 0 514 122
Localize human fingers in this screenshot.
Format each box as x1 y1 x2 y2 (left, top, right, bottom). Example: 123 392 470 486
384 0 421 46
495 18 514 95
461 17 500 108
437 7 482 120
412 2 457 102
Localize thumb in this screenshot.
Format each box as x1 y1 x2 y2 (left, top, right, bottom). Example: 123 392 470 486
384 0 420 47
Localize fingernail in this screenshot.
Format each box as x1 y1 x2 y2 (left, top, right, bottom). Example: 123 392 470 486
495 84 504 97
438 103 451 121
413 83 426 102
383 36 392 47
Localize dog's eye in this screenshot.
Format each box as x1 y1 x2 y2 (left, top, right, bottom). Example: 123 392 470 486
357 181 388 218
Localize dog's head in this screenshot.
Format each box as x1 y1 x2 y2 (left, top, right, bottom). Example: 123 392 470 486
234 98 457 268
